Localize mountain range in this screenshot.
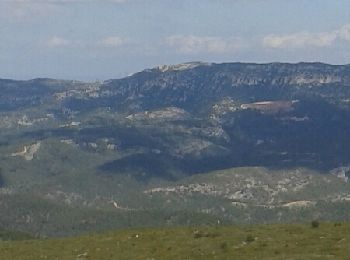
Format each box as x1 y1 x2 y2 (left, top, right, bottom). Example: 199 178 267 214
1 62 350 237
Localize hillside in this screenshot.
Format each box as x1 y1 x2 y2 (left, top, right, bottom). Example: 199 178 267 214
1 223 349 259
1 62 350 236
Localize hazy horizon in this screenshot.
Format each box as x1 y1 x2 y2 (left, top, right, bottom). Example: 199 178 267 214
1 0 350 80
2 60 350 82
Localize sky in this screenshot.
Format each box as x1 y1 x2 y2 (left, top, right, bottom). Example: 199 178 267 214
1 0 350 81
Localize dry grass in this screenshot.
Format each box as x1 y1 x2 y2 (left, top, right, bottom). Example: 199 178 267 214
1 222 350 259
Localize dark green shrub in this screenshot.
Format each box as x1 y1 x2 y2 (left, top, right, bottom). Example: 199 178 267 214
246 234 255 243
193 230 220 239
0 169 4 187
220 242 228 251
311 220 320 228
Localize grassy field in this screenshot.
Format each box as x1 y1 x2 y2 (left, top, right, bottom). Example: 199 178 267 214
1 223 350 259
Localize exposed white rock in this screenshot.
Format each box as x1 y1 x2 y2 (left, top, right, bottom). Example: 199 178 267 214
330 166 350 182
0 188 14 195
126 107 189 121
240 100 297 114
210 97 240 122
231 202 248 208
88 142 98 149
107 144 117 150
18 116 48 126
71 121 81 126
172 139 212 157
282 200 316 208
11 142 41 161
54 83 102 101
17 115 33 126
0 116 14 128
293 75 341 85
145 183 219 196
156 62 212 72
45 190 83 205
329 193 350 202
60 139 74 145
59 121 81 128
60 139 78 147
113 201 119 208
109 200 134 211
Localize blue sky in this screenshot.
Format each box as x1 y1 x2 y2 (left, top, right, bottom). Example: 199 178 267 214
1 0 350 80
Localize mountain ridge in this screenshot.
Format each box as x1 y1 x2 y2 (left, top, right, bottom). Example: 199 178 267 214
1 61 350 236
2 61 350 83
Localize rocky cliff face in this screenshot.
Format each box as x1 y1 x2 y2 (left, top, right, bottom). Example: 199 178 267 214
3 62 349 113
87 62 350 113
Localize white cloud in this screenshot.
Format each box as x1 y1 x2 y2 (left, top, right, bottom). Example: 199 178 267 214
44 36 127 49
263 32 337 48
337 24 350 42
0 2 57 20
1 0 143 2
263 24 350 49
46 36 71 47
165 35 244 54
98 36 126 47
0 0 142 21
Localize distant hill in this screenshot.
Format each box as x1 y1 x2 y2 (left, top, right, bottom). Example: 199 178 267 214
1 62 350 236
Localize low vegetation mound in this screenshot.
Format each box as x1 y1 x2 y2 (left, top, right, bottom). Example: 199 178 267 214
0 229 32 241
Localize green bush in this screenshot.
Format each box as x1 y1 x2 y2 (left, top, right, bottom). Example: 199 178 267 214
246 234 255 243
220 241 228 251
311 220 320 228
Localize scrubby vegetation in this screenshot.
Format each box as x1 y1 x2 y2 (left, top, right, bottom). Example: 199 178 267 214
0 229 32 241
1 223 350 259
